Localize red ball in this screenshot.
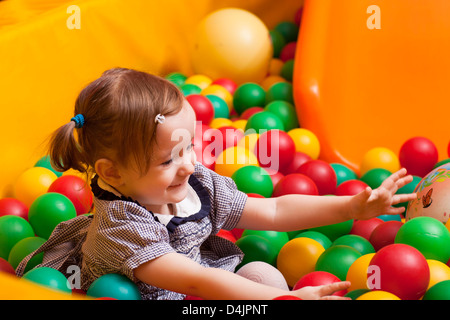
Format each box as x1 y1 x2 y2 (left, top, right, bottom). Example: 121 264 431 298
48 175 93 215
216 126 244 153
369 243 430 300
296 160 337 195
230 228 244 240
240 107 264 120
279 42 297 62
350 218 384 241
211 78 237 94
264 169 284 189
399 137 438 177
293 271 347 296
0 198 28 220
255 129 295 172
279 151 311 175
369 221 404 251
294 7 303 26
273 173 318 197
186 94 215 125
335 179 368 196
0 257 16 275
217 229 237 243
273 295 302 300
247 193 265 198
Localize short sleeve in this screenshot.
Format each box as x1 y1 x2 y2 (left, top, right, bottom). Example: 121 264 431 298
192 162 248 234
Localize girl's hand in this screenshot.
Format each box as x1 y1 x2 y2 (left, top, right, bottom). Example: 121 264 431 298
349 168 417 220
292 281 352 300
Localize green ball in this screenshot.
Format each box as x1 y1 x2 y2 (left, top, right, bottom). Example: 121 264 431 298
165 72 187 87
269 29 286 58
274 21 299 43
233 83 266 115
235 235 278 269
280 59 295 82
266 82 294 104
244 111 285 132
309 219 354 242
315 245 362 281
360 168 392 189
34 155 62 177
205 94 229 119
264 100 298 131
295 230 332 249
8 236 46 273
332 234 375 255
0 215 35 260
422 280 450 300
330 163 358 186
231 165 273 198
394 216 450 263
28 192 77 239
22 267 72 293
345 288 370 300
241 230 289 253
87 273 141 300
180 83 201 96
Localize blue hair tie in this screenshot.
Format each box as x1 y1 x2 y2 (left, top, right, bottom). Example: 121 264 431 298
71 114 85 128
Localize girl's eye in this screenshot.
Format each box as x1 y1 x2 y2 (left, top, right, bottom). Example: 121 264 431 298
161 158 173 166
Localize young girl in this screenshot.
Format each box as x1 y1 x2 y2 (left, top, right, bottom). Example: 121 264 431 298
16 68 416 300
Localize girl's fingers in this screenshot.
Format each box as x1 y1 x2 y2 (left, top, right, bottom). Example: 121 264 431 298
319 281 351 297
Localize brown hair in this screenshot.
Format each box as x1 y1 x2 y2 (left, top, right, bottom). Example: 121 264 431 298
48 67 184 177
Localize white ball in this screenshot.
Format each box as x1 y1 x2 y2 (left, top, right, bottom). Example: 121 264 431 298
236 261 289 290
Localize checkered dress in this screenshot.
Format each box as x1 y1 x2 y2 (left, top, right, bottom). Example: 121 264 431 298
16 163 248 300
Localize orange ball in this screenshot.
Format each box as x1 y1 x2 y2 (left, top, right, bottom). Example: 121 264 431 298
360 147 400 176
214 146 258 177
356 290 401 300
13 167 58 207
346 253 375 292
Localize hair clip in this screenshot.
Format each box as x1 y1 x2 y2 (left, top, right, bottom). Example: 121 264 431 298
71 114 85 129
155 114 165 124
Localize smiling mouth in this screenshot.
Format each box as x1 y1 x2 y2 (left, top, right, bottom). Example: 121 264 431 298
169 180 188 189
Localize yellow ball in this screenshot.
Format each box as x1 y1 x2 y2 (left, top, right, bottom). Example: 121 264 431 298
230 119 247 132
185 74 212 90
427 259 450 290
287 128 321 159
356 290 401 300
346 253 375 292
260 75 287 91
214 146 258 177
360 147 400 176
268 58 284 76
191 8 272 84
276 237 325 287
13 167 58 207
237 133 259 152
202 84 234 111
210 118 233 129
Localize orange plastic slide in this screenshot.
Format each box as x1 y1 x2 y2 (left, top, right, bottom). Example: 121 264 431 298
294 0 450 174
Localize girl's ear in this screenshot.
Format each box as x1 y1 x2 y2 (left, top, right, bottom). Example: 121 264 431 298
95 158 124 188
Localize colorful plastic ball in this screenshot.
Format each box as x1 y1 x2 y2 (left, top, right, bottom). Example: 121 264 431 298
287 128 320 160
332 235 375 255
277 237 325 287
356 290 400 300
264 100 298 131
274 21 299 43
406 163 450 223
201 84 234 111
48 175 93 216
242 230 289 253
184 74 212 90
254 129 295 171
279 151 311 175
0 215 34 260
265 81 294 104
280 59 294 81
279 42 297 62
369 220 403 251
269 29 286 58
349 218 384 241
293 271 347 296
28 192 77 239
346 253 375 291
335 179 369 196
217 229 237 243
34 155 62 177
245 111 285 132
0 257 15 275
209 117 233 130
399 137 438 177
427 259 450 290
231 165 273 198
296 160 337 195
394 216 450 263
216 126 245 154
360 168 392 190
240 106 264 120
165 72 187 87
294 7 303 26
368 243 429 300
0 198 28 220
422 279 450 300
22 267 72 294
272 173 318 197
87 273 141 300
235 235 278 269
233 83 266 115
315 245 362 281
309 219 354 242
205 94 229 119
330 163 358 186
359 147 400 177
260 75 287 91
236 261 289 290
13 167 58 208
273 295 301 300
237 132 259 153
8 236 46 273
295 230 332 250
211 78 237 95
180 83 202 96
186 94 215 124
344 288 370 300
214 146 258 178
191 8 272 84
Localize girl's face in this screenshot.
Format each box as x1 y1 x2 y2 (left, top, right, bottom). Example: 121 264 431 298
117 100 197 214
